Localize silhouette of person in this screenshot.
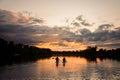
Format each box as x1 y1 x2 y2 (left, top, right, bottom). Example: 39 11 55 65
63 57 66 62
55 57 59 67
62 57 66 67
56 57 59 62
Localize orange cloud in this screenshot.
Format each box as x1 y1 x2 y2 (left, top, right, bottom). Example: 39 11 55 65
9 11 29 23
35 40 87 51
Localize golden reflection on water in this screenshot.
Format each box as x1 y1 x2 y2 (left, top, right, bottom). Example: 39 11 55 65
0 56 120 80
36 56 88 70
36 56 89 79
36 57 113 72
36 57 88 78
35 56 120 79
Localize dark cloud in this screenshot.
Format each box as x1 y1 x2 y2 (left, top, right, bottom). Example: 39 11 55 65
58 30 79 42
99 43 120 49
79 28 91 36
81 20 93 26
0 9 15 23
28 17 44 24
0 24 59 44
79 27 120 42
96 24 114 31
71 15 93 27
0 24 36 33
50 42 68 47
71 21 80 27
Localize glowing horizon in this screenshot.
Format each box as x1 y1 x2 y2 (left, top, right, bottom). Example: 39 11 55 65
35 40 87 51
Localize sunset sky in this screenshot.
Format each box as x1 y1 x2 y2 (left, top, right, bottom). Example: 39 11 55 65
0 0 120 51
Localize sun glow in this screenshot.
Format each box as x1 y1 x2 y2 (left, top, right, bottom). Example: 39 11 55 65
36 40 87 51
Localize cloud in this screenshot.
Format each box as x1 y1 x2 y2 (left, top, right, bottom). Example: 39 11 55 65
98 41 120 49
36 41 87 51
0 9 16 23
58 30 78 42
0 24 60 44
80 28 120 42
96 24 114 31
0 9 119 50
71 15 93 27
79 28 91 36
0 17 63 45
81 20 93 26
71 21 80 27
28 17 44 24
0 9 44 25
76 15 84 21
0 9 50 45
49 41 68 47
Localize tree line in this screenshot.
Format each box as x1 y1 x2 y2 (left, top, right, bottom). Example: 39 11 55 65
0 38 52 65
0 38 120 65
53 46 120 62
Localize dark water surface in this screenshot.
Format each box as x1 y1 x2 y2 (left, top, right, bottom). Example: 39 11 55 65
0 56 120 80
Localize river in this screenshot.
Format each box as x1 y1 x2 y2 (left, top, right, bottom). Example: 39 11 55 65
0 56 120 80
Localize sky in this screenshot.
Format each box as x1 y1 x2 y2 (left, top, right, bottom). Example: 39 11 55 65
0 0 120 51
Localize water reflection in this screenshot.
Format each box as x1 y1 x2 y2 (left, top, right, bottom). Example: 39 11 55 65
55 57 67 67
63 61 66 67
56 60 59 67
0 56 120 80
86 57 97 63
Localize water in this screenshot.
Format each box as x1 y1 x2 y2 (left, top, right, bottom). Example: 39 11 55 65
0 56 120 80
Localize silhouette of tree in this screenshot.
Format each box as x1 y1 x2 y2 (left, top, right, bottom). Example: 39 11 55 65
0 38 120 66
